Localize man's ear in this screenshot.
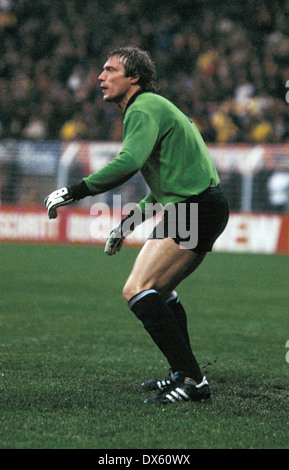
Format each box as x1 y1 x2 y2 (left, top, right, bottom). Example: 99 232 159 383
130 75 140 85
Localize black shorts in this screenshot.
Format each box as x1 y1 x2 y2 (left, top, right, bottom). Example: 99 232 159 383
149 187 229 252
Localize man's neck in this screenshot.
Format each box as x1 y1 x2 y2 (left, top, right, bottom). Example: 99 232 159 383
118 85 141 111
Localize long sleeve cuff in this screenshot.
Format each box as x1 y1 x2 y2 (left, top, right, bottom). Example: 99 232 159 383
69 180 92 200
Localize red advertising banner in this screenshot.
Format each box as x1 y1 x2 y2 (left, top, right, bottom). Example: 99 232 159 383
0 205 288 254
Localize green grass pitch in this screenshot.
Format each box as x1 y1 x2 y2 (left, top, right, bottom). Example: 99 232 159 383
0 243 288 449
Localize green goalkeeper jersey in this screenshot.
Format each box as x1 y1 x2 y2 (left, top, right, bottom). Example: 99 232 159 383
84 91 220 212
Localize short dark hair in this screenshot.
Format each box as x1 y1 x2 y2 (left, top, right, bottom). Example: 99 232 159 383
107 46 156 92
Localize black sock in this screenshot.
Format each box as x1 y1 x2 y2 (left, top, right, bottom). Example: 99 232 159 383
128 289 202 383
165 293 192 352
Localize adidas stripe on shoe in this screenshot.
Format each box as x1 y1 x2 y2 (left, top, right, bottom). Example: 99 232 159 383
144 376 211 404
141 370 176 392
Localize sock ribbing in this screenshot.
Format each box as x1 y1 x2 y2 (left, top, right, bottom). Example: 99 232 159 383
128 289 157 310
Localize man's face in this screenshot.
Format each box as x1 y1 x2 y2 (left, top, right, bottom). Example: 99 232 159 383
98 55 134 104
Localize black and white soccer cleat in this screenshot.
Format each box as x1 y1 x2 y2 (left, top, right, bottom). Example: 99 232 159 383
141 369 176 392
144 375 211 404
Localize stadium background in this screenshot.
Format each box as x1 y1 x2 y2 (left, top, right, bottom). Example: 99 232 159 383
0 0 289 253
0 0 289 451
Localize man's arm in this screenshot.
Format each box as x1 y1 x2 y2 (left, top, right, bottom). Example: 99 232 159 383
84 110 159 195
45 109 159 219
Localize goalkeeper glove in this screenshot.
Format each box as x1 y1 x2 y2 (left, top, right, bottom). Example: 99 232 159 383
104 207 144 256
44 181 91 219
44 187 74 219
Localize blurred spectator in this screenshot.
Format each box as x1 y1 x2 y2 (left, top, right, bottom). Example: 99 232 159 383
0 0 288 142
250 118 274 143
211 100 241 143
22 114 48 139
60 112 88 140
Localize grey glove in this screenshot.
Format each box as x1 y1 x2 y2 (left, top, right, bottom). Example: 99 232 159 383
104 207 144 255
104 222 125 255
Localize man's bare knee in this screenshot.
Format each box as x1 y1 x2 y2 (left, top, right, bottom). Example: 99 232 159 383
123 276 162 302
123 281 172 303
123 280 151 303
122 283 134 303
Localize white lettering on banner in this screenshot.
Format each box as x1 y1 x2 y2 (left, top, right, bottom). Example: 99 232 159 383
214 214 281 253
0 207 286 254
0 212 58 241
67 214 98 242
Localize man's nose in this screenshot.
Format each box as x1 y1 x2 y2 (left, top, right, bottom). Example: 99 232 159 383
98 69 107 81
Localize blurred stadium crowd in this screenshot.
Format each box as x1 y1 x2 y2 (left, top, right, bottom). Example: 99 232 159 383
0 0 289 143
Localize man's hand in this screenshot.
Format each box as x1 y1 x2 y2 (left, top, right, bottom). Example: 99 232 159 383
44 187 74 219
104 207 144 256
104 223 124 255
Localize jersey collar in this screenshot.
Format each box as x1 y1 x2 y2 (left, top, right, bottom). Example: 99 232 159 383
124 89 148 115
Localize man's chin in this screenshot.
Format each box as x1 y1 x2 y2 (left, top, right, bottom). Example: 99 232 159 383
103 93 124 104
103 96 116 103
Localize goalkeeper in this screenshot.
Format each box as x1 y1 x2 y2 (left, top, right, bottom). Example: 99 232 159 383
45 47 229 405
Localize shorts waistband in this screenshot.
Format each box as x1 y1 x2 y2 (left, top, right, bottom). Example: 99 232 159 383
184 185 220 202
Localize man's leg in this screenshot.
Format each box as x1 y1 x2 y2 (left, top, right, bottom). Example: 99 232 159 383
123 238 206 301
128 288 203 382
165 291 192 353
140 291 194 392
123 238 207 383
